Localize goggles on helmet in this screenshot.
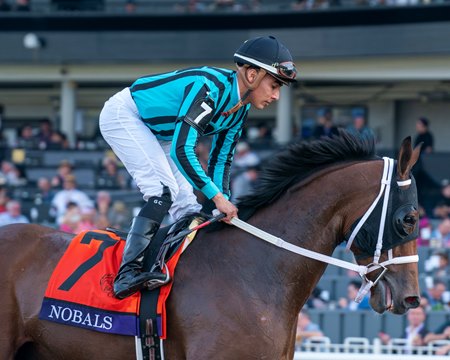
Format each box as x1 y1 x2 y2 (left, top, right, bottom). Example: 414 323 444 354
274 61 297 80
234 53 298 83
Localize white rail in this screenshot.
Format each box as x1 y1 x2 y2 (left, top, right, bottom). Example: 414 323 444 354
293 337 450 360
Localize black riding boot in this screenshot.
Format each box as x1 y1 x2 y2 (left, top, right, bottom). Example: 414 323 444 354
114 186 172 299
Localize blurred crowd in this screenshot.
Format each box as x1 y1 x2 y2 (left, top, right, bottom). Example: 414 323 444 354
296 303 450 355
0 157 135 233
0 0 448 14
0 118 138 233
297 278 450 354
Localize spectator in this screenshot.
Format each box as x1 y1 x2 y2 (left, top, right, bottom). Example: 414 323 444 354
47 130 69 150
429 218 450 249
51 160 74 189
0 160 26 186
95 214 110 230
423 319 450 356
435 344 450 356
424 250 450 279
412 116 437 209
295 309 324 348
59 202 82 233
108 200 133 231
95 190 112 217
77 207 97 232
244 123 273 146
433 182 450 219
347 114 375 141
424 319 450 345
379 306 429 351
0 183 10 213
51 174 93 224
231 164 261 202
338 279 371 310
256 123 272 143
35 177 55 204
422 279 448 311
414 117 434 154
0 200 29 226
417 205 432 246
230 142 261 202
312 108 339 139
306 286 329 309
96 156 127 189
16 124 38 149
36 119 54 149
232 141 260 175
95 190 113 228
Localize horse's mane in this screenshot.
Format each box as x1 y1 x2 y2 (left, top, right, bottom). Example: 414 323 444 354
236 130 377 212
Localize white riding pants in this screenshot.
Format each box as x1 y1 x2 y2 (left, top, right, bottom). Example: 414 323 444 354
99 87 202 222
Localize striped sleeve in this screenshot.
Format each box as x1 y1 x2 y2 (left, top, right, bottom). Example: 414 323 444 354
170 121 220 199
208 120 244 200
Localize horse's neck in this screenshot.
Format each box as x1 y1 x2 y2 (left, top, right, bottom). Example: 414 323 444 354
227 161 382 311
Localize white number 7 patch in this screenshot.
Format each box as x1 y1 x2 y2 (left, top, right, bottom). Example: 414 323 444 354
193 101 213 125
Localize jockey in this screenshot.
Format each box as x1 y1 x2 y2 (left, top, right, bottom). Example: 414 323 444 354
99 35 297 299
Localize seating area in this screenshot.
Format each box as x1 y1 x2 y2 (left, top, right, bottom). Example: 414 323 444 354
0 147 143 227
2 0 447 14
304 307 450 344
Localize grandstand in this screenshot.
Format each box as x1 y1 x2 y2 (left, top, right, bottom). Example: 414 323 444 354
1 0 450 357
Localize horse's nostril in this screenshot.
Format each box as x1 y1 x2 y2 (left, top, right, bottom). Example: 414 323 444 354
404 296 420 308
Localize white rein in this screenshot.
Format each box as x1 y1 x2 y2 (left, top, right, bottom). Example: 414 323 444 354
227 157 419 303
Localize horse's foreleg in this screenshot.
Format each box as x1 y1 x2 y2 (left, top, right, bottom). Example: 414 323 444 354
0 333 16 360
0 299 24 360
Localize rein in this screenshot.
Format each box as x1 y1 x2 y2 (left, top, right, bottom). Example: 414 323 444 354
227 157 419 303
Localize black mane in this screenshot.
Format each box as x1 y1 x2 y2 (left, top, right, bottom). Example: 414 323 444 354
237 130 377 212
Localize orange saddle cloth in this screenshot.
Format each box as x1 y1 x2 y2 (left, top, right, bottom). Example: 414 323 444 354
39 226 197 338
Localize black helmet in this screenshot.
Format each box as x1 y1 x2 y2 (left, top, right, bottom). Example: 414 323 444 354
234 35 297 85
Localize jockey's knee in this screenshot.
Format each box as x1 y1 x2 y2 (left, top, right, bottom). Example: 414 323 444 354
144 182 179 204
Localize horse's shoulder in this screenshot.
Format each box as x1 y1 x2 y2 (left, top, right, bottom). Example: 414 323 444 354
0 223 71 257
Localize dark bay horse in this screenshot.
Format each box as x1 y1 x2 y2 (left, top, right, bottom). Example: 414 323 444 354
1 132 422 360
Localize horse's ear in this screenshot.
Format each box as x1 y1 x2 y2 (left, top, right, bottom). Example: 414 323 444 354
397 136 421 178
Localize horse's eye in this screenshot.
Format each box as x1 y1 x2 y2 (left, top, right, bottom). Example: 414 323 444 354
393 205 418 237
404 215 416 226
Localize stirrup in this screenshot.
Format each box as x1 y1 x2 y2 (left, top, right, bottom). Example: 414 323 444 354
144 263 171 291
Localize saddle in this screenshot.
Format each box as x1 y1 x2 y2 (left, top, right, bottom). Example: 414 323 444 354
108 213 205 276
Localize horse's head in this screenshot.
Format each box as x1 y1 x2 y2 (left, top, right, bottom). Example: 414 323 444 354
347 136 422 315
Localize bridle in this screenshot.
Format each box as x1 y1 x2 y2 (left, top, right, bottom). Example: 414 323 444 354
227 157 419 303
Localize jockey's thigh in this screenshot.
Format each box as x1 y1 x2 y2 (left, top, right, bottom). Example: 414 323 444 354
159 141 202 221
99 87 201 220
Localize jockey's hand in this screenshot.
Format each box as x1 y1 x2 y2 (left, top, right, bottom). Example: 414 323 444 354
212 193 238 224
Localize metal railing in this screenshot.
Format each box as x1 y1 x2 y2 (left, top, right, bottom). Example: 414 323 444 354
294 336 450 359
